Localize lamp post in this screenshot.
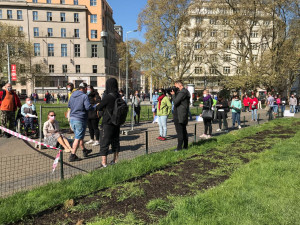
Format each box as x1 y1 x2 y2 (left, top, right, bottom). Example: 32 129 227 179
126 30 137 101
118 58 123 89
7 44 11 83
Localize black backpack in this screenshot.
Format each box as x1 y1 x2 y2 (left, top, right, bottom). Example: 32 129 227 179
107 93 128 126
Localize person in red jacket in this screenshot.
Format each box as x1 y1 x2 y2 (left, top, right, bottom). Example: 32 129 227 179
0 83 21 137
249 94 258 121
243 94 250 112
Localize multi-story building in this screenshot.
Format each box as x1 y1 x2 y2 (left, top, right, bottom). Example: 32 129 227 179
0 0 122 96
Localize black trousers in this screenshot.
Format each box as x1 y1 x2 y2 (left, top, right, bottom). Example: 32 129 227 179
87 118 100 141
134 106 140 124
99 124 120 156
217 111 228 130
203 118 212 135
174 122 188 150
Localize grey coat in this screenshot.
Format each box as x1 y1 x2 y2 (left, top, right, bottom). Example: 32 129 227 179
172 88 191 125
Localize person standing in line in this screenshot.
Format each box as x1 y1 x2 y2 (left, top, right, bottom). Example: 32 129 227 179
257 95 262 109
157 88 172 141
51 93 55 104
171 81 190 151
68 82 96 162
86 85 101 147
216 95 229 132
45 91 50 104
267 93 275 118
280 95 287 114
0 83 21 137
21 97 37 135
249 94 258 121
199 90 213 138
152 91 159 118
66 83 77 134
133 91 141 124
231 95 242 129
289 94 297 113
96 78 122 167
243 94 250 112
32 92 38 104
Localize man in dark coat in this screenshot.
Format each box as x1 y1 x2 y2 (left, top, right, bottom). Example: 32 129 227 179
171 80 191 151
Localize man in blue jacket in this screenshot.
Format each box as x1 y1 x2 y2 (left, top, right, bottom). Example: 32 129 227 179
68 82 97 162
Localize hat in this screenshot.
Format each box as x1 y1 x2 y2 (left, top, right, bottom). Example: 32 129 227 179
79 82 87 88
67 82 74 88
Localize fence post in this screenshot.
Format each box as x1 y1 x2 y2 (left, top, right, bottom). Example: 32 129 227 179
131 103 134 131
60 150 64 180
39 105 42 150
147 107 149 120
257 114 260 125
145 131 149 155
243 116 246 128
194 123 197 144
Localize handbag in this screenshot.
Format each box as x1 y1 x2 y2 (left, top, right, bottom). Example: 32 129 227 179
202 109 213 119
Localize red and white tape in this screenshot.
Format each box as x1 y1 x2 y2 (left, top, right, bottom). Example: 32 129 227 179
0 126 62 172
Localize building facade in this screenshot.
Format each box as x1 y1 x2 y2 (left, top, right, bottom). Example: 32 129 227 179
0 0 122 96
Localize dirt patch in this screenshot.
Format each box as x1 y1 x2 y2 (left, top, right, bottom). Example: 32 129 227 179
14 125 298 225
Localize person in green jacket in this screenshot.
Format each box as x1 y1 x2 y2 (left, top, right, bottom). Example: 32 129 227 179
157 89 172 141
230 95 242 129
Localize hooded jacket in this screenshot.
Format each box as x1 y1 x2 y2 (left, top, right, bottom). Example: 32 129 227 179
68 90 94 121
96 78 120 125
172 88 191 125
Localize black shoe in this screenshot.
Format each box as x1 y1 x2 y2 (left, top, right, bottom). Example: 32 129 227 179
69 154 81 162
83 148 92 157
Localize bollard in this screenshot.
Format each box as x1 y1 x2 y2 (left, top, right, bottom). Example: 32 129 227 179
194 123 197 144
60 150 64 180
243 116 246 128
39 105 42 150
257 114 260 125
145 131 149 154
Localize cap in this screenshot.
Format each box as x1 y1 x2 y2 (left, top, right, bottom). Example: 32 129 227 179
79 82 87 88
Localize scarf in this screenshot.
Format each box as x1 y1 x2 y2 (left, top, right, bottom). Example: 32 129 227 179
158 95 165 110
203 94 211 102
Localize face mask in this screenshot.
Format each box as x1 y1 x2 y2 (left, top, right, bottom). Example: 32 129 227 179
67 88 71 91
203 94 207 97
49 116 55 121
26 101 31 105
7 87 12 92
87 90 91 95
155 92 158 95
158 93 162 96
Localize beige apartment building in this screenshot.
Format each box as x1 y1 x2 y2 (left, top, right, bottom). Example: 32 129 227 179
0 0 122 96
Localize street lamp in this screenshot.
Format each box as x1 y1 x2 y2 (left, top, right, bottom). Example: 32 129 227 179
126 30 137 101
118 58 123 89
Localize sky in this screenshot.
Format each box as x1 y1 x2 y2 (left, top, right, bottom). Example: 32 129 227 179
107 0 147 42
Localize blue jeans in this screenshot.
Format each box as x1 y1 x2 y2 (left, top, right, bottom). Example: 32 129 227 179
70 119 87 140
232 112 241 126
290 105 296 113
273 105 278 113
251 109 257 120
158 115 168 137
281 105 285 113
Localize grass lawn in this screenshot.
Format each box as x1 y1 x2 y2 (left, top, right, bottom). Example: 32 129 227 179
0 118 298 224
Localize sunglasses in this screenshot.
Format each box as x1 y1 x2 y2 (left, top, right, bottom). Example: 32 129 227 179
49 115 56 117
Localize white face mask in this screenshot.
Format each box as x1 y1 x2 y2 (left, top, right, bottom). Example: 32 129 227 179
155 92 158 95
67 88 71 91
26 101 31 105
203 94 207 97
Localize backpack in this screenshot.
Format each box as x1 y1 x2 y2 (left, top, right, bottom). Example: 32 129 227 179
107 93 128 126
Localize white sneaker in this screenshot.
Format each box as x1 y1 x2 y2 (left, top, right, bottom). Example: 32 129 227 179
199 134 207 138
205 135 211 139
85 139 94 144
216 129 221 132
238 125 242 129
92 141 99 146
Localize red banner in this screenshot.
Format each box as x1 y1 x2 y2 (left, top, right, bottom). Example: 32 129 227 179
11 64 17 81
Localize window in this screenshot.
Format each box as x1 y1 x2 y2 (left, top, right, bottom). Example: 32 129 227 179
33 27 39 37
210 67 217 74
18 26 24 34
74 0 78 5
47 28 53 37
7 10 12 19
48 44 54 56
74 13 79 22
209 42 217 50
74 29 79 38
90 0 97 6
90 14 97 23
250 20 257 26
224 30 230 37
61 28 66 37
90 76 97 86
49 65 54 73
263 20 270 26
223 54 231 62
92 65 97 73
91 30 97 39
91 44 97 57
251 43 258 50
210 54 218 62
74 44 80 57
0 10 2 19
61 44 67 57
194 42 202 50
60 0 65 4
33 11 38 21
224 42 231 50
47 0 51 3
210 18 217 25
195 16 203 24
183 29 190 37
223 19 229 25
17 10 22 20
60 13 65 22
236 67 241 74
253 55 258 62
47 12 52 21
237 56 242 62
250 31 258 38
210 30 217 37
195 67 202 74
61 65 67 73
76 65 80 73
36 64 41 73
195 55 203 62
20 64 25 73
34 43 40 56
237 43 243 50
223 67 230 74
33 0 37 2
195 30 202 37
183 42 191 49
